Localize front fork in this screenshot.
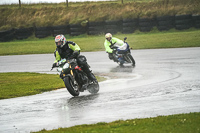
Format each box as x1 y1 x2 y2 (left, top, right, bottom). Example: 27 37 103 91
69 64 74 76
61 63 75 83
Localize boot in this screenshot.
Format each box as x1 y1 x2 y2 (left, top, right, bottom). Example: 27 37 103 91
118 57 124 65
59 71 64 79
87 72 96 81
82 65 96 81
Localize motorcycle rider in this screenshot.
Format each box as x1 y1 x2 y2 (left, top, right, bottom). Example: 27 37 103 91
104 33 129 63
52 34 96 81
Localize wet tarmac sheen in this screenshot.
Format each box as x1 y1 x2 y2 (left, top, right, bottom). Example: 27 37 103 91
0 48 200 133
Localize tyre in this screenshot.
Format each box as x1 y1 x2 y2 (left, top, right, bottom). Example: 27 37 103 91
35 26 52 31
35 30 51 35
123 18 138 23
52 25 69 30
35 26 52 38
0 32 15 42
52 25 70 36
175 19 192 25
140 27 152 32
158 20 174 26
139 21 152 27
70 31 84 36
175 14 192 20
105 29 118 34
175 24 191 30
0 29 15 37
88 26 103 31
0 29 15 42
15 35 29 40
35 34 49 38
53 29 69 36
124 53 135 66
88 21 105 27
88 31 102 35
63 77 80 96
123 22 137 27
70 27 85 32
157 26 170 31
139 18 150 22
122 27 135 33
88 25 105 35
105 20 122 33
157 15 174 21
195 23 200 28
87 74 99 94
105 20 122 25
192 15 200 20
194 19 200 28
105 25 119 29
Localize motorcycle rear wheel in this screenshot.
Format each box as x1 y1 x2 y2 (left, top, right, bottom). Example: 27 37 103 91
87 73 99 94
64 77 80 96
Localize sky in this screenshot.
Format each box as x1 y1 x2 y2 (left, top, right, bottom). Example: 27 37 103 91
0 0 111 5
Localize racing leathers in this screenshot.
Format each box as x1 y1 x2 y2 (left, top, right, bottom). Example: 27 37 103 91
53 41 95 81
104 37 128 61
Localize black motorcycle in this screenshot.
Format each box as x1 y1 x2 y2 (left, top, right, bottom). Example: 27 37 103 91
110 37 135 67
51 57 99 97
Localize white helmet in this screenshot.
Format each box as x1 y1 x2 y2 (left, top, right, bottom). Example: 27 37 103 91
55 34 66 48
105 33 112 39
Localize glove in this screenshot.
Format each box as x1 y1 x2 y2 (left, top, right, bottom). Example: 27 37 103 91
112 49 117 53
52 62 58 68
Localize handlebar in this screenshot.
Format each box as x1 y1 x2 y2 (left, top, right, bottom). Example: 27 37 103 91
110 46 118 49
124 37 127 43
50 58 77 71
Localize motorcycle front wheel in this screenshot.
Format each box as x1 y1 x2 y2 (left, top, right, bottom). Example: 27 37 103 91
124 53 136 66
63 77 80 96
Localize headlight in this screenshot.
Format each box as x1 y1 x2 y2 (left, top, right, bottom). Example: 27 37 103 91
57 68 62 72
63 63 69 69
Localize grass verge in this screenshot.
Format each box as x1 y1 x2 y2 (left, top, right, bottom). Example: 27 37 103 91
32 112 200 133
0 72 106 99
0 0 200 29
0 28 200 55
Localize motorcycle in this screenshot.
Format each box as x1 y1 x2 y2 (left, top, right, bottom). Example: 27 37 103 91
51 57 99 97
110 37 135 67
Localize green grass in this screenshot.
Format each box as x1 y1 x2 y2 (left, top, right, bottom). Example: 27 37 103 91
0 72 63 99
0 28 200 55
33 112 200 133
0 72 106 99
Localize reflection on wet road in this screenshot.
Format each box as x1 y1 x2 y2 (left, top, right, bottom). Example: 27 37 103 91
0 48 200 133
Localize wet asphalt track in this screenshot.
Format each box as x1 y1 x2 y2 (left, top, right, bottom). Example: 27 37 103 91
0 47 200 133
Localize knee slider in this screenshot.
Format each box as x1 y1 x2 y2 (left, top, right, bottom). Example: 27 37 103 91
77 55 87 65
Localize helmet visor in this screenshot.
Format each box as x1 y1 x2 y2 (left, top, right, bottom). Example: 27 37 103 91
56 41 63 47
106 37 111 41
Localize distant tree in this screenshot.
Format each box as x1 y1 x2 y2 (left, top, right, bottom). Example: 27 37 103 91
19 0 21 8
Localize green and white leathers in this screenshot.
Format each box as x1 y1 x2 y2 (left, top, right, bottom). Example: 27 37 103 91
104 37 124 53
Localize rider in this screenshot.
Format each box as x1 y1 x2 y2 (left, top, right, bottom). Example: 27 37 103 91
52 34 96 81
104 33 129 62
